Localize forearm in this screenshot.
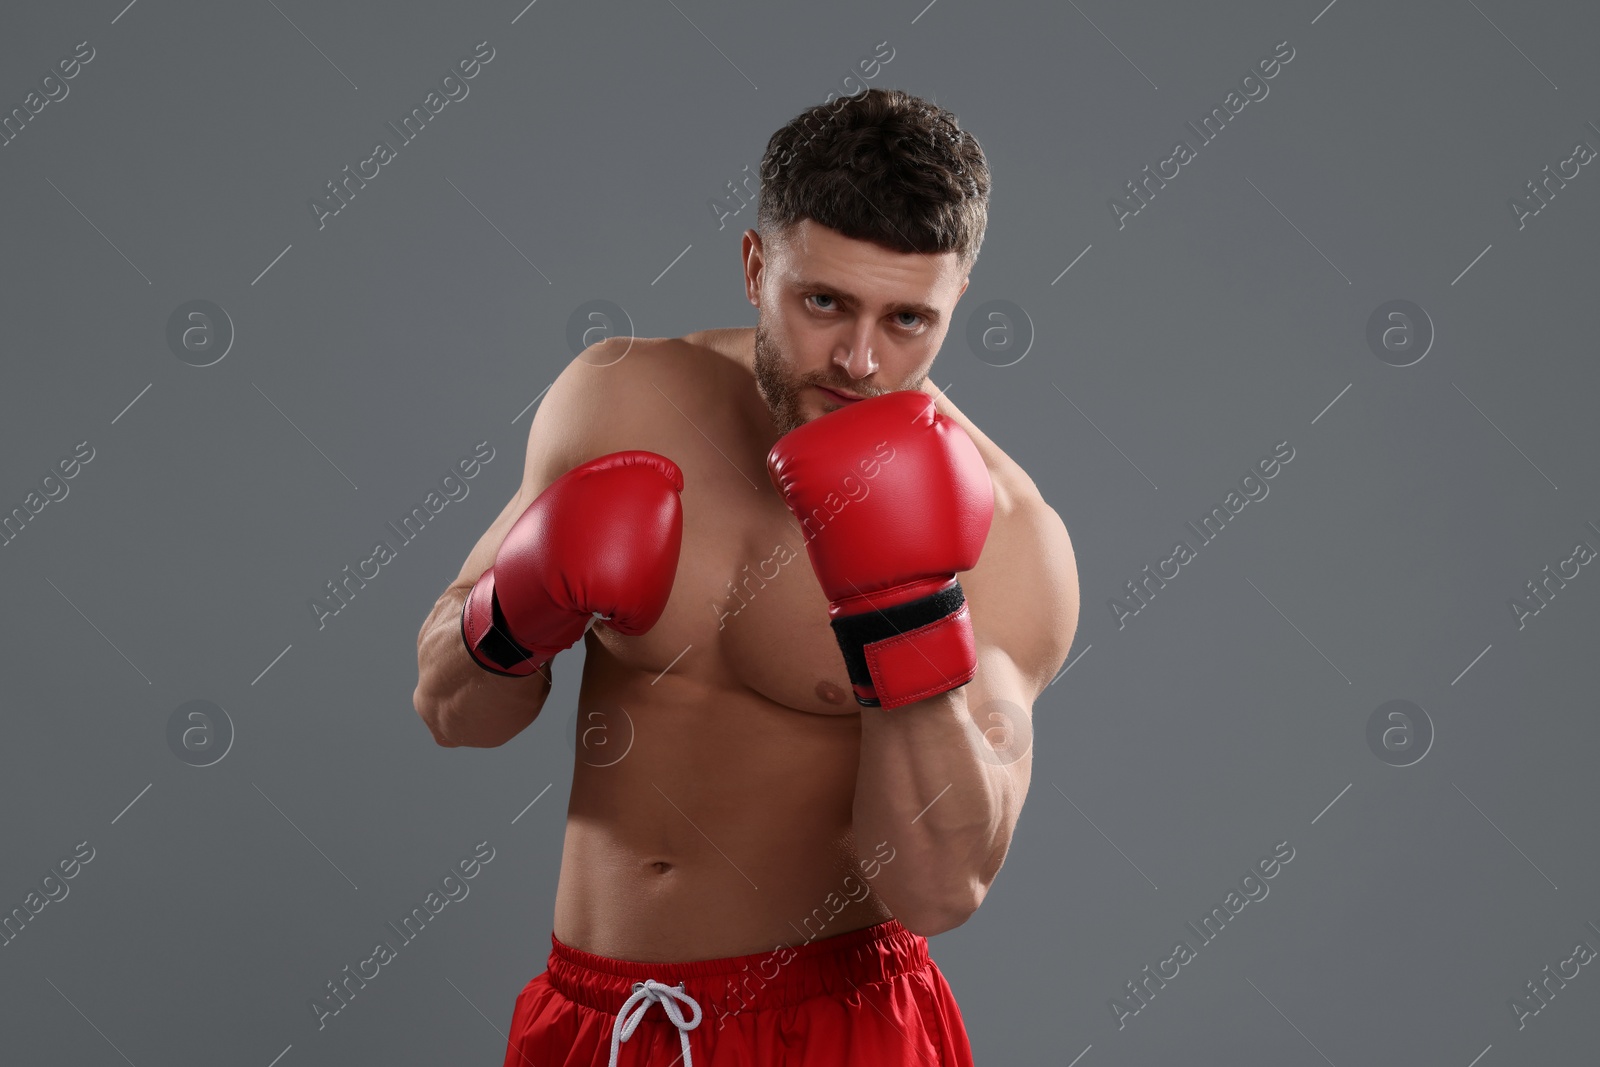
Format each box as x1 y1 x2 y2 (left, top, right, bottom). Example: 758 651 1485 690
413 585 552 747
852 686 1016 935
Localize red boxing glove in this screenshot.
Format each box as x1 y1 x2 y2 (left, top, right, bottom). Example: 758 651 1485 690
766 391 994 708
461 451 684 676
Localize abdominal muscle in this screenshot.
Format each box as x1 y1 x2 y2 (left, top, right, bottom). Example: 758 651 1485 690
550 644 895 963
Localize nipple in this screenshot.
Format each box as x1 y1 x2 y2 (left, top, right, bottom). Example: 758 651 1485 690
815 680 848 705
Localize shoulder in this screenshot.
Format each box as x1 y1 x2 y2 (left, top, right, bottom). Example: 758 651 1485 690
921 380 1049 525
548 332 720 402
536 332 739 447
928 386 1080 696
516 331 739 494
571 329 755 403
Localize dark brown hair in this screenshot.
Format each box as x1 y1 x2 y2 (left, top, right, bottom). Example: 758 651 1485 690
757 88 990 268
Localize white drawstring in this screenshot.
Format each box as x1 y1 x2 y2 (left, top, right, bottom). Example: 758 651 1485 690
608 979 702 1067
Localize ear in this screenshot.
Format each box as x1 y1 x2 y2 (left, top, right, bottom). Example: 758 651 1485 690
742 229 764 307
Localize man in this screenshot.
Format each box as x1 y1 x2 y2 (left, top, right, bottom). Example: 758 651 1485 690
413 87 1079 1066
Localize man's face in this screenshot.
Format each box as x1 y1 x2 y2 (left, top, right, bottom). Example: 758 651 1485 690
743 219 969 434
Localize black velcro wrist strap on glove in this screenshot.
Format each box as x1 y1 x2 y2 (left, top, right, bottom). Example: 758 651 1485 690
461 588 547 677
829 582 968 706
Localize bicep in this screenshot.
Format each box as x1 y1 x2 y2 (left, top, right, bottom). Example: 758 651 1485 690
966 497 1080 703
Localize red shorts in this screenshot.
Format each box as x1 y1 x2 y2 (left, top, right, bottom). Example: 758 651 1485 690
500 918 975 1066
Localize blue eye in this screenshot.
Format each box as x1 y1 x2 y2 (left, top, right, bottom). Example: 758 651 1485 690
809 294 836 311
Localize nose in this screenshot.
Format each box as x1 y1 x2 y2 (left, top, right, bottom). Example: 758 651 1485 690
831 327 878 380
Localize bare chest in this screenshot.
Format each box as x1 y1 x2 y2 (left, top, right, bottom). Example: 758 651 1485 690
589 445 859 715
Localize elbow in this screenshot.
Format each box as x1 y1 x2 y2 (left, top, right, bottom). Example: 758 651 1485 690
897 883 985 938
898 904 976 939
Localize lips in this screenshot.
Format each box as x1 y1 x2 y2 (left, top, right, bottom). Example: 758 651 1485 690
816 385 865 404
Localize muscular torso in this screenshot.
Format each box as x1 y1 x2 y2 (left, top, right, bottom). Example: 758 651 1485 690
551 327 1019 962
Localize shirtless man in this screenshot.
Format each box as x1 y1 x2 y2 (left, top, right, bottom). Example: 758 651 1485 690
413 87 1079 1066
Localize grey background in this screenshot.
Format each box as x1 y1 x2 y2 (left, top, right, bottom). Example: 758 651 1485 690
2 0 1597 1063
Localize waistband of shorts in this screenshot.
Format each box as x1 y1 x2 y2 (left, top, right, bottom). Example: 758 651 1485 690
546 919 929 1015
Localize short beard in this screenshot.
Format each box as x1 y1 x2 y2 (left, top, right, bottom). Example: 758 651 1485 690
752 319 925 435
752 319 807 435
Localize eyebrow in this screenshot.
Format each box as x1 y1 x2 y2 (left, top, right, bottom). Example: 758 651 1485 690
792 278 942 324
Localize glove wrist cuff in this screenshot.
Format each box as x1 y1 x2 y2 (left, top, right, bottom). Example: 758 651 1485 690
829 580 977 709
461 570 553 678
